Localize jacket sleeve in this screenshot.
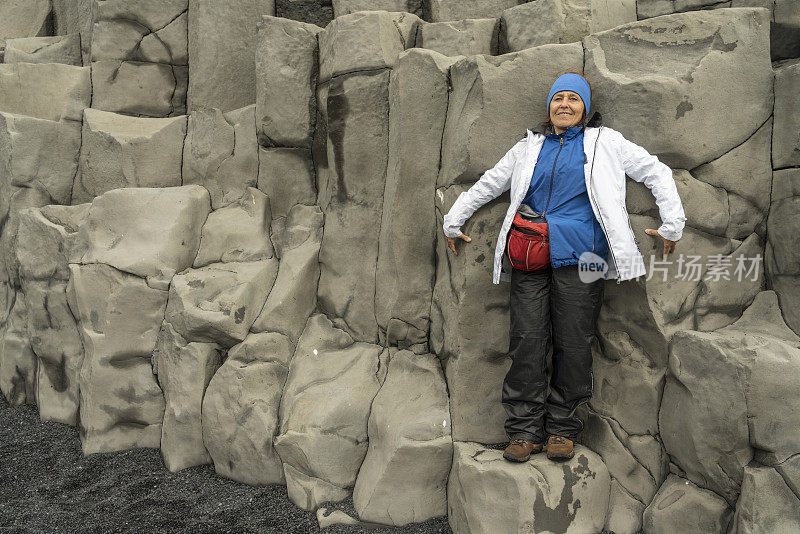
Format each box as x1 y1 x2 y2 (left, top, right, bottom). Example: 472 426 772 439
616 133 686 242
442 140 522 238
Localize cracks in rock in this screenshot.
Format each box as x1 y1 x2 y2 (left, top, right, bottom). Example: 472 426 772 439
689 114 775 172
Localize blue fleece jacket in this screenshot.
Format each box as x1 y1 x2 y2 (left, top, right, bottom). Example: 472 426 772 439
521 125 609 268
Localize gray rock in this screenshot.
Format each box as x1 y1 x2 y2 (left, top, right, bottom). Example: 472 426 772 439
353 351 452 525
68 263 167 455
692 117 772 239
257 147 316 221
90 60 188 117
500 0 636 52
605 480 645 534
438 43 583 187
431 184 510 443
188 0 275 113
74 186 210 288
0 295 36 406
637 0 727 19
417 18 499 56
660 291 800 502
166 260 279 348
448 442 611 534
583 411 666 505
4 35 82 65
591 332 664 436
584 8 773 170
0 0 51 39
773 59 799 169
193 188 274 268
767 168 800 335
16 204 87 424
333 0 423 17
183 105 259 210
770 0 800 60
153 322 221 472
74 109 186 203
318 11 421 82
202 331 294 485
255 16 322 149
91 0 187 64
1 187 53 288
251 204 323 343
0 112 81 207
0 63 91 122
51 0 94 65
732 465 800 533
642 474 733 534
426 0 524 22
317 70 389 343
276 0 333 27
376 49 456 353
275 314 384 510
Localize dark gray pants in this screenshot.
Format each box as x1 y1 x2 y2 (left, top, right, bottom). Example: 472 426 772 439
502 265 604 442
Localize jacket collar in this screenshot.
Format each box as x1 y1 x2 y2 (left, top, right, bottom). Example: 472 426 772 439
528 111 603 137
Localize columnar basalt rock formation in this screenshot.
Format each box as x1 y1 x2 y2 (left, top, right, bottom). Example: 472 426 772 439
1 1 798 532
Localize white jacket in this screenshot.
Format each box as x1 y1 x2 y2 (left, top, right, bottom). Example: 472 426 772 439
442 125 686 284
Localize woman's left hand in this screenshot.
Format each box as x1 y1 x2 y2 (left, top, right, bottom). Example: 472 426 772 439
645 228 679 258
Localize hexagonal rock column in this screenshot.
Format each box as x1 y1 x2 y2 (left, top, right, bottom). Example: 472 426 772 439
731 465 800 532
153 323 221 472
499 0 636 52
73 109 187 203
251 204 323 343
642 474 732 534
584 8 773 170
68 262 168 455
352 351 452 526
416 19 500 57
202 331 295 485
424 0 525 22
767 167 800 336
375 49 456 353
4 35 82 65
0 295 36 406
188 0 276 113
333 0 423 18
166 259 279 348
51 0 95 65
316 69 390 343
431 185 510 444
255 16 322 149
275 314 385 511
16 205 89 424
0 63 91 123
90 0 188 116
72 186 211 288
0 0 51 39
193 188 274 268
773 59 799 169
438 43 583 187
659 291 800 504
448 442 611 534
182 105 258 210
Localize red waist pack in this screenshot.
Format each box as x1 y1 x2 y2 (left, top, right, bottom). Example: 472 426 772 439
506 212 550 271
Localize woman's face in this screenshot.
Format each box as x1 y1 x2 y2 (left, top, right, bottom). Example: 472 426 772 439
549 90 585 132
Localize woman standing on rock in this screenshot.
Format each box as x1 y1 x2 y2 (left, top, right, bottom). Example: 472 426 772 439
442 72 685 462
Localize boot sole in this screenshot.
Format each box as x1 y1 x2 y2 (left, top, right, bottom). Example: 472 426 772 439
547 451 575 461
503 451 531 462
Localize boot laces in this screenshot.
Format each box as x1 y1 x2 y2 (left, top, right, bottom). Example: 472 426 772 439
550 435 570 444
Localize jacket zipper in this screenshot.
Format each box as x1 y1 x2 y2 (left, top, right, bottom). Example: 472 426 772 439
586 127 622 284
542 136 564 218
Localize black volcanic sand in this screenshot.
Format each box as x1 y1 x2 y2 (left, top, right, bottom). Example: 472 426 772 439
0 395 450 533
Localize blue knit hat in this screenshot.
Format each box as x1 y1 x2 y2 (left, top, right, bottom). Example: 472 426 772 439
547 73 590 115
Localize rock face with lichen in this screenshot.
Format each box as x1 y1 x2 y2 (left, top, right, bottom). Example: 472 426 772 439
2 1 798 533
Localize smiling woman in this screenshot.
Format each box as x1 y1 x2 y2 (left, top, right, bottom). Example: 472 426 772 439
442 71 686 464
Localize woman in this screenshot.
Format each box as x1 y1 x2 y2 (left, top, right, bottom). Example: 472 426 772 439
442 72 685 462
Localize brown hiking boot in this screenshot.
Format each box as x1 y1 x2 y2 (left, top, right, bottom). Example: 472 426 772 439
503 439 544 462
546 435 575 461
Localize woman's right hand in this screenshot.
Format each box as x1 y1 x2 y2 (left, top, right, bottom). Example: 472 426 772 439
445 233 472 255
